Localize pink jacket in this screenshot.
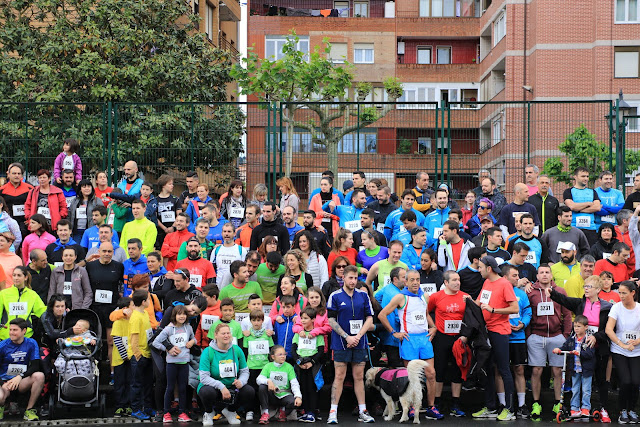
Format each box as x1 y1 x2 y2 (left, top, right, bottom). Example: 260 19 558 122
308 192 341 238
269 294 307 324
22 232 56 264
54 153 82 182
292 310 331 350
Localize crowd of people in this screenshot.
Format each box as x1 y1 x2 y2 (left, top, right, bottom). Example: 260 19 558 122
2 140 640 424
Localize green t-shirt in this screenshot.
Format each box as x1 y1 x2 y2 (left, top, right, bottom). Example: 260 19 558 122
292 332 321 358
219 281 263 313
374 259 408 294
243 333 274 370
198 344 246 391
255 263 286 304
208 319 243 345
177 239 216 262
259 361 297 398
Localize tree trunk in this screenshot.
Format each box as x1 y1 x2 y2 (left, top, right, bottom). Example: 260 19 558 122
285 106 294 177
327 138 338 175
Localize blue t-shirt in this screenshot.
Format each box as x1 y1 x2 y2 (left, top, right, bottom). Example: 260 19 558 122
563 187 600 231
0 337 39 380
80 225 120 249
123 255 149 296
400 245 426 271
595 187 624 225
384 208 426 242
327 288 373 351
508 286 532 343
207 219 229 244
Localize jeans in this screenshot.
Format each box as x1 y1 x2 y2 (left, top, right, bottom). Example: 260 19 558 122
257 384 296 414
570 372 592 411
130 355 153 412
113 361 131 409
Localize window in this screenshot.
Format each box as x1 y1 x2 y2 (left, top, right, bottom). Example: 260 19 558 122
354 43 374 63
436 46 451 64
627 103 640 132
279 130 377 153
354 1 369 17
494 12 506 45
329 43 348 63
397 87 436 108
419 0 455 17
616 0 639 22
334 1 349 17
205 3 214 41
492 118 502 146
615 47 640 78
192 0 199 14
417 47 432 64
436 138 448 153
418 137 432 154
357 87 388 103
265 36 310 60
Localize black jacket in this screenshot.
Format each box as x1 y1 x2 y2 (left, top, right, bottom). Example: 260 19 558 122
366 200 397 228
589 238 618 261
249 219 290 254
559 334 596 377
529 193 560 234
301 225 331 258
460 301 492 383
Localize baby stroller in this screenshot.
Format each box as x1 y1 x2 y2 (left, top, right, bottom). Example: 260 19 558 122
48 309 106 419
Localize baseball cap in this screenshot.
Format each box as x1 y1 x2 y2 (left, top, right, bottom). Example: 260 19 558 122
411 226 426 236
480 216 494 223
480 255 501 274
557 241 576 252
343 180 354 191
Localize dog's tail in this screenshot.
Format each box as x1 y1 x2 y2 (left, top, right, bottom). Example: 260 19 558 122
406 359 429 381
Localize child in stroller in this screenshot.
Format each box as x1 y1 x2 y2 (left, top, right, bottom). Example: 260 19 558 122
54 319 97 377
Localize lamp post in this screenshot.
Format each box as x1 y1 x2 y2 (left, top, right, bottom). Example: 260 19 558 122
607 90 633 193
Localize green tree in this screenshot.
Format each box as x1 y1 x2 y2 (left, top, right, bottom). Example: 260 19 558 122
543 124 640 186
232 31 403 176
0 0 244 180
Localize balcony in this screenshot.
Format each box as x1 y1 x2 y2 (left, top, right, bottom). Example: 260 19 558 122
218 34 240 58
250 0 393 18
396 63 479 82
220 0 241 21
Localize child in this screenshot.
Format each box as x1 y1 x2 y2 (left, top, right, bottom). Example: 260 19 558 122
152 305 196 423
128 289 155 421
112 297 133 417
107 188 130 235
243 309 275 421
54 138 82 185
599 271 620 304
292 307 325 423
553 315 596 419
256 345 302 424
208 297 243 346
196 285 222 349
273 295 298 362
292 287 330 352
269 276 307 325
242 294 274 337
61 319 96 346
54 319 97 377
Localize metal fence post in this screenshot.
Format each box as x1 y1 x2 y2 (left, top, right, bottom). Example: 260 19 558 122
113 103 119 184
107 101 113 186
24 104 29 176
434 103 438 184
266 103 271 197
190 103 195 171
279 102 283 180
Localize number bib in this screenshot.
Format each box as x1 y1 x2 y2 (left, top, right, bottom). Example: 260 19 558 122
525 252 537 265
94 289 113 304
509 313 520 319
432 227 443 239
65 197 74 208
219 362 235 378
248 340 269 355
76 207 87 219
269 371 287 388
263 306 272 317
63 281 73 295
382 276 391 287
537 302 554 316
399 225 407 234
229 207 245 219
201 315 219 331
189 275 202 288
12 205 24 217
235 313 249 323
37 206 51 219
170 332 188 347
349 319 363 335
624 331 638 343
420 283 437 295
54 262 64 268
107 213 115 225
6 364 26 377
298 337 316 350
146 329 154 341
161 211 176 223
410 311 426 325
444 319 462 334
603 252 612 260
9 302 27 316
479 290 492 305
575 215 591 229
377 223 385 233
602 214 615 224
586 326 598 337
344 220 361 232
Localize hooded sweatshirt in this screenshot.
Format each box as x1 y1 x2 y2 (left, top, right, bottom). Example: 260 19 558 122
589 228 618 261
526 282 572 338
249 219 290 254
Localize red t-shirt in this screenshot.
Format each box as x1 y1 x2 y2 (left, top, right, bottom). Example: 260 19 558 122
327 248 358 273
476 277 517 335
593 258 629 283
94 186 113 207
450 239 464 270
427 290 468 335
599 290 621 304
175 258 216 289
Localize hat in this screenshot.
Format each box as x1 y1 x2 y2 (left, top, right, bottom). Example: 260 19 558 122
556 241 576 252
186 236 201 245
479 255 501 273
480 216 494 223
343 180 354 191
411 226 426 236
438 183 449 191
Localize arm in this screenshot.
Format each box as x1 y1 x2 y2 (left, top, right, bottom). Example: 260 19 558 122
80 269 92 309
561 302 573 337
377 294 403 334
290 377 302 400
521 300 532 328
549 288 582 313
328 316 349 339
152 327 170 352
310 314 332 338
8 220 22 253
109 309 126 322
130 333 141 359
113 335 129 361
161 235 178 259
74 155 82 183
318 257 329 285
630 207 640 248
57 192 68 218
364 262 379 288
199 370 225 390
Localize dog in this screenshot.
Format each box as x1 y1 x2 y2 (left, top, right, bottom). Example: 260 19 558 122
365 359 428 424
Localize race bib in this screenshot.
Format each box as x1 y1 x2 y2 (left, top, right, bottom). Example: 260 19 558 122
399 225 407 234
37 206 51 219
377 223 385 233
235 313 249 323
9 302 27 316
65 197 74 208
509 313 520 319
602 214 615 224
122 336 128 347
603 252 612 260
219 362 235 378
6 364 26 377
161 211 176 223
444 319 462 334
248 340 269 355
94 289 113 304
624 330 638 343
63 281 73 295
344 220 362 232
232 337 238 346
146 328 153 341
575 215 591 229
298 337 316 350
91 241 99 248
189 274 202 288
229 207 245 219
410 311 427 325
479 290 492 304
269 371 287 388
586 326 598 337
349 319 363 335
169 332 188 347
358 246 364 253
107 212 115 225
12 204 24 217
383 276 391 287
537 301 554 316
63 156 74 169
525 252 537 265
54 262 64 268
76 207 87 219
201 315 219 331
420 283 437 295
263 306 272 317
432 227 443 239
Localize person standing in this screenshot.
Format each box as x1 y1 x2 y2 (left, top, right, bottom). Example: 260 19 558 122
249 202 290 255
0 163 32 240
529 174 560 234
563 167 602 246
24 169 68 232
497 183 540 236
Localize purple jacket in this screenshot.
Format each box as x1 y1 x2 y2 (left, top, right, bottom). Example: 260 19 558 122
53 153 82 181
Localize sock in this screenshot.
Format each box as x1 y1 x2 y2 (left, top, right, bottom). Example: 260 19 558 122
452 397 460 407
263 410 269 415
330 404 338 413
518 393 526 407
497 393 506 406
434 397 441 407
359 404 367 414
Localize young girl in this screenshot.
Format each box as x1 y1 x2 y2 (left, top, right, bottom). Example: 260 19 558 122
292 307 325 423
152 305 196 423
54 138 82 185
148 174 180 250
257 345 302 424
21 214 55 264
599 271 620 304
326 228 357 275
220 180 247 228
292 287 330 352
270 276 307 324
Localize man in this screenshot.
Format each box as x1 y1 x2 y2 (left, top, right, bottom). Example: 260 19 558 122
352 208 387 252
0 162 32 239
178 171 199 211
471 216 495 247
593 241 631 283
299 210 331 258
120 199 157 255
394 210 419 246
178 218 216 261
235 204 260 249
366 179 382 204
56 169 77 208
400 227 427 270
529 174 560 234
563 255 595 299
473 177 507 217
254 252 285 305
366 186 397 232
550 243 581 289
498 183 540 236
506 242 539 283
366 240 407 292
525 164 543 196
525 264 572 419
472 169 491 197
161 213 194 270
325 188 366 233
507 214 549 269
0 318 45 421
614 209 637 275
45 219 86 266
326 265 375 424
412 172 434 214
308 170 344 206
211 223 247 281
25 249 52 311
80 205 119 249
344 171 369 206
123 238 150 296
562 167 601 245
457 246 486 299
175 237 216 289
623 172 640 211
117 160 144 200
85 224 127 263
217 250 260 289
471 256 519 421
595 171 624 226
202 203 227 243
378 270 444 420
485 226 511 264
541 206 590 263
218 260 263 314
424 189 450 247
373 267 406 369
437 220 474 272
384 190 425 242
249 201 289 255
163 268 203 307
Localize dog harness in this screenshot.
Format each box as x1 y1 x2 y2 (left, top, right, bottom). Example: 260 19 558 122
374 368 410 400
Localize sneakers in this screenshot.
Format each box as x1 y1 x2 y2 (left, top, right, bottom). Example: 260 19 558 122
620 410 630 424
246 411 254 421
497 408 515 421
222 408 242 425
425 406 444 420
154 412 164 422
178 412 192 422
300 413 317 423
131 410 151 421
601 407 611 423
276 408 287 422
552 402 562 414
23 408 39 421
259 412 270 424
203 411 214 426
571 410 582 418
517 405 530 419
450 406 466 417
358 410 375 423
327 410 338 424
580 408 590 417
472 407 498 419
144 407 157 417
114 407 127 418
530 402 542 419
163 412 173 423
629 411 639 423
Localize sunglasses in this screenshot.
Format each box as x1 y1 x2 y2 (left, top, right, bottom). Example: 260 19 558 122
175 269 189 279
335 265 347 269
478 205 489 210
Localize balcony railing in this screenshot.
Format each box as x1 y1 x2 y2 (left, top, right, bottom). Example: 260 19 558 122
218 34 240 58
250 0 390 18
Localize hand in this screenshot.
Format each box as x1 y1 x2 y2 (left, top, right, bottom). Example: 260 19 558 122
328 201 336 210
345 335 360 348
359 267 369 276
511 322 523 331
294 397 302 407
169 347 181 356
552 348 561 355
392 331 408 341
458 336 468 344
88 254 100 262
517 278 530 289
165 271 175 280
431 262 438 272
524 283 533 294
186 339 195 349
4 376 20 391
90 339 97 345
623 343 636 352
232 379 243 389
267 380 276 392
266 329 274 336
56 177 62 184
276 316 284 324
72 324 83 334
242 330 251 337
480 303 493 312
221 387 232 400
428 327 437 341
544 287 551 298
301 362 312 369
322 211 331 218
630 338 640 346
462 294 472 301
299 330 306 338
585 335 597 347
123 307 133 318
572 350 580 356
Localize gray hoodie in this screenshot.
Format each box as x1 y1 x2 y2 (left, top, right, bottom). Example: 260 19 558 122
152 323 195 364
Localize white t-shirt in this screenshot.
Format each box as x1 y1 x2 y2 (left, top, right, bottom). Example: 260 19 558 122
211 245 247 281
240 316 273 331
609 301 640 357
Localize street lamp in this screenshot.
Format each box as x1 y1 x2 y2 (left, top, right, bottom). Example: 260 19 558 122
607 89 633 193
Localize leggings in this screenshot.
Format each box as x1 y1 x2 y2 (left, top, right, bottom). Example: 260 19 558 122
152 349 167 412
485 331 514 411
594 348 610 409
257 384 296 414
165 363 189 413
612 353 640 411
198 384 255 413
297 368 317 413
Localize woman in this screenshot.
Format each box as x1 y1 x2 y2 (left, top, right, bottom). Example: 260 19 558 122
94 171 113 206
258 235 279 262
0 266 46 340
39 294 73 350
465 198 496 238
21 214 55 264
270 276 308 322
0 196 23 252
461 191 476 230
0 232 22 286
184 183 212 227
147 175 181 250
292 231 328 290
605 280 640 424
68 179 101 243
589 223 618 261
198 323 255 425
321 256 350 301
549 275 613 423
24 169 68 231
418 249 444 294
278 249 313 295
356 230 387 276
147 252 173 306
276 176 300 216
110 274 162 329
309 177 340 240
251 183 268 210
326 228 357 275
220 180 247 228
48 247 92 310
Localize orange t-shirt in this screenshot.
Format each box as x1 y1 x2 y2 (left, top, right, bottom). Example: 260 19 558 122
476 277 517 335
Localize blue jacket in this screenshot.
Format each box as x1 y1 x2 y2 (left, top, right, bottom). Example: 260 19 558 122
559 334 596 377
123 255 149 296
595 187 624 225
323 203 364 228
384 208 426 242
80 225 120 249
424 207 451 243
185 196 213 232
508 286 532 343
117 177 143 198
274 313 297 355
400 245 426 271
465 213 497 237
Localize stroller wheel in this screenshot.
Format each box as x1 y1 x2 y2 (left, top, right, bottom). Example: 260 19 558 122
48 394 56 420
592 411 601 422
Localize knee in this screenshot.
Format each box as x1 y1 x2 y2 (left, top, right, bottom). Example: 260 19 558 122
32 372 45 385
425 366 436 381
532 367 543 376
514 366 524 376
334 371 346 381
352 370 364 382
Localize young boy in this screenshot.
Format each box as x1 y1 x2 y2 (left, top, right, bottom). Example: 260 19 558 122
196 285 222 349
243 309 275 421
553 315 596 419
292 307 324 423
599 271 620 304
273 295 298 363
112 297 133 417
207 297 243 346
241 294 274 337
128 289 155 421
